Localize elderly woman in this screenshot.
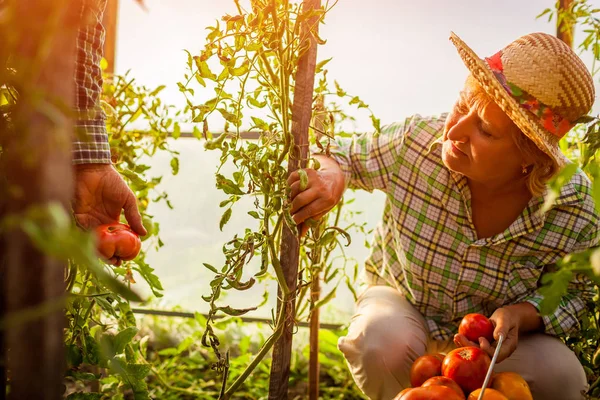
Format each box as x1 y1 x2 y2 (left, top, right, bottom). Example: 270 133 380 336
288 32 598 400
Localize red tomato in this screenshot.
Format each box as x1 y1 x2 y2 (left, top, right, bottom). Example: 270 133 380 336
442 347 491 394
394 388 412 399
95 223 141 261
396 385 465 400
410 355 442 387
421 376 465 399
458 313 494 343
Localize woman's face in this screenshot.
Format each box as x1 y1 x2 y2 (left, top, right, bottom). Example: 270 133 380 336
441 87 526 186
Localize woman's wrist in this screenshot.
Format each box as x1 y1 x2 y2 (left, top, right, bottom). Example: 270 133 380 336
503 302 543 334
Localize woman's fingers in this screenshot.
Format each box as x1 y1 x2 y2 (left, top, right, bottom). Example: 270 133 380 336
453 334 479 349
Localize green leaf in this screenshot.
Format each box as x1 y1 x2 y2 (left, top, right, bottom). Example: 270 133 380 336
203 263 219 273
149 85 166 97
198 60 217 80
172 121 181 139
216 305 257 316
315 57 332 73
66 344 83 369
220 208 232 231
83 334 101 365
170 157 180 175
251 116 269 131
230 60 250 76
313 286 337 309
217 108 240 125
114 327 139 354
538 268 573 315
132 260 164 298
247 96 267 108
216 174 245 195
66 393 103 400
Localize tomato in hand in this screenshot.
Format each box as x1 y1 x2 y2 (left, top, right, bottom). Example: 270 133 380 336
95 223 141 262
410 355 443 387
442 347 491 393
458 313 495 344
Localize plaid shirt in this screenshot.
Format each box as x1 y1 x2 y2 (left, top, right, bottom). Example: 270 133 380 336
324 114 599 340
73 0 111 164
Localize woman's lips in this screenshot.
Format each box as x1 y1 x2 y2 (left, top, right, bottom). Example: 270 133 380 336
450 142 465 156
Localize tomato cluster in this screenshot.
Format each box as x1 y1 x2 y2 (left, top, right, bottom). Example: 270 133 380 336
394 314 533 400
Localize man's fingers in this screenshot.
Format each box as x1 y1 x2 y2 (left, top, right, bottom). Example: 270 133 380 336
292 198 331 225
287 170 300 186
290 188 318 215
123 193 147 236
289 180 310 201
299 223 310 238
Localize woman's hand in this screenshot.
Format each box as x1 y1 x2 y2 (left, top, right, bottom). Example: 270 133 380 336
287 155 345 236
454 305 535 363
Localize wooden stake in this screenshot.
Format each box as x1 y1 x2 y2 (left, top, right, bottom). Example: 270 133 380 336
557 0 574 48
0 1 80 398
308 95 325 400
268 0 321 398
102 0 119 74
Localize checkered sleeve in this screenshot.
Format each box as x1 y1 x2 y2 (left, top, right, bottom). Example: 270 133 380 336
524 215 600 337
312 117 415 192
72 0 111 165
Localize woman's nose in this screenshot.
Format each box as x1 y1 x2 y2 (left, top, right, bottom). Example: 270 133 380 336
447 114 475 143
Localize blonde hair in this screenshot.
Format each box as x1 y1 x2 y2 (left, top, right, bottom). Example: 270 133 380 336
464 75 558 197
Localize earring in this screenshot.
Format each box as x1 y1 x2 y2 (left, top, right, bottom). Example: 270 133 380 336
522 164 528 174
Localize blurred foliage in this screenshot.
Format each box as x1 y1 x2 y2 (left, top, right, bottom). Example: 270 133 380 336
537 1 600 398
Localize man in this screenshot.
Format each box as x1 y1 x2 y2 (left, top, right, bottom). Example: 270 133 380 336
72 0 147 252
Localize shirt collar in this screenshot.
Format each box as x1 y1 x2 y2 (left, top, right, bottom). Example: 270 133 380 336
427 141 583 244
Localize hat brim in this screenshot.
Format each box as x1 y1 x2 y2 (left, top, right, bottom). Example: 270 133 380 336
449 32 569 168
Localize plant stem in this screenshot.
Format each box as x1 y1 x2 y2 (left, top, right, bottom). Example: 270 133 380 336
223 293 288 398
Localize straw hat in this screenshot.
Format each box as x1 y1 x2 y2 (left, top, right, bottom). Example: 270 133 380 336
449 32 595 167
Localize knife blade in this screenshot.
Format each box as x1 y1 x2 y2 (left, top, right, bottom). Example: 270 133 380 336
477 333 504 400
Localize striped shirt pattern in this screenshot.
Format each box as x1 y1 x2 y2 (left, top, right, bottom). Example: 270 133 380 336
324 114 599 340
73 0 111 164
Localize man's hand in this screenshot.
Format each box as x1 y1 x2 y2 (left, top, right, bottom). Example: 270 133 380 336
73 164 147 237
287 155 346 237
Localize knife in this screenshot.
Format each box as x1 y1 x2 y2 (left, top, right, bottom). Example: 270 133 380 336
477 333 504 400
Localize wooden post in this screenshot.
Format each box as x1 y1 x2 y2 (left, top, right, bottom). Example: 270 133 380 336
102 0 119 74
268 0 321 398
0 1 80 399
308 96 325 400
557 0 574 48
